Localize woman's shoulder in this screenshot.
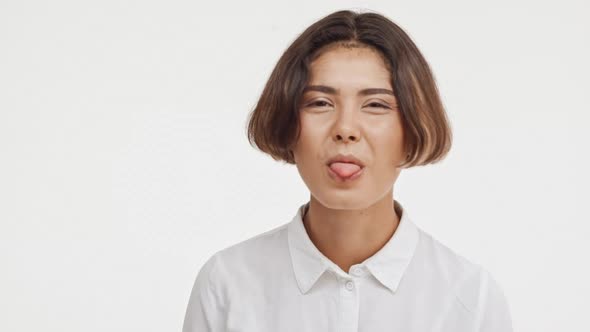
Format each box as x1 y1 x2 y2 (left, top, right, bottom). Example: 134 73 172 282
218 220 290 261
414 227 482 277
414 227 508 316
196 220 291 283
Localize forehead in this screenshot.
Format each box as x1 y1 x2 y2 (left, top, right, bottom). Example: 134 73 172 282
308 44 392 87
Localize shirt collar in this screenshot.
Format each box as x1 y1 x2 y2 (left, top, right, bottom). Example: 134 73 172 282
287 199 420 294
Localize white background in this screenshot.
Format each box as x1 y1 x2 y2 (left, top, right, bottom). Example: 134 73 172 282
1 1 588 331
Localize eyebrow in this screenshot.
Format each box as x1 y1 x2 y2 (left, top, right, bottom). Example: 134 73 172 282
302 85 395 97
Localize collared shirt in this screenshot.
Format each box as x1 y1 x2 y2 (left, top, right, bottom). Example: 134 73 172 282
183 200 513 332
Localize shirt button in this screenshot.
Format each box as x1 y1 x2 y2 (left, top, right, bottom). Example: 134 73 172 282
351 267 362 276
345 280 354 290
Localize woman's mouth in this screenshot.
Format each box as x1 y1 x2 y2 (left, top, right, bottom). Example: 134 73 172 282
327 162 365 182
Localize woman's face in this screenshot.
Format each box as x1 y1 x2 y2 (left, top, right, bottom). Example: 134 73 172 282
292 44 406 210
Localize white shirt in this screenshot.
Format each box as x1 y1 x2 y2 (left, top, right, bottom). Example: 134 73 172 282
183 200 513 332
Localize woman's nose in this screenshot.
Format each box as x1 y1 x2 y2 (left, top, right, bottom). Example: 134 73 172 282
331 104 361 143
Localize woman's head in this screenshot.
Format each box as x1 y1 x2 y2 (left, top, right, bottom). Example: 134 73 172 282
246 9 452 208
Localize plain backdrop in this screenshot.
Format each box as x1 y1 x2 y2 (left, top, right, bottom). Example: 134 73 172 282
1 0 589 331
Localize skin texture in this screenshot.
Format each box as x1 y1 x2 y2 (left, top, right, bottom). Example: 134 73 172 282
291 43 407 274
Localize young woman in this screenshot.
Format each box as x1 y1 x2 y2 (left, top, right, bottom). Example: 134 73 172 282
183 9 513 332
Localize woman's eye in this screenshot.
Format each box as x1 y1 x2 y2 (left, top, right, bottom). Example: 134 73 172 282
305 100 391 110
367 102 390 109
309 100 331 107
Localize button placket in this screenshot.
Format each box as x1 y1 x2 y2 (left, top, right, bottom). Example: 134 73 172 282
339 277 359 332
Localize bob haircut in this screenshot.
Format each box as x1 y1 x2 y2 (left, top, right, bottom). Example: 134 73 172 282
246 9 452 168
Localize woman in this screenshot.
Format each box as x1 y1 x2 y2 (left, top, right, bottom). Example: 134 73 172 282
183 9 513 332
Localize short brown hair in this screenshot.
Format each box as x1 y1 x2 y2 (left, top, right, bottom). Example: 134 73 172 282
245 9 452 168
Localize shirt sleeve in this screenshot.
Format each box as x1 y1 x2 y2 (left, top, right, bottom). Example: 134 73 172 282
475 268 514 332
182 253 225 332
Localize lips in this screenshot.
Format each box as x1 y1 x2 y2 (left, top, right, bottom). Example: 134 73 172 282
326 153 365 168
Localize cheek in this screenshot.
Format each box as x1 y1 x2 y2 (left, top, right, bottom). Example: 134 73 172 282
295 125 314 152
297 117 325 148
370 125 405 164
293 120 323 163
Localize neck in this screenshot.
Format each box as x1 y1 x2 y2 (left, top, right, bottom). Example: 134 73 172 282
302 191 402 274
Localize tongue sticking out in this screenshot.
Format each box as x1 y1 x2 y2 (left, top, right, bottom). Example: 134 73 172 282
329 162 361 178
